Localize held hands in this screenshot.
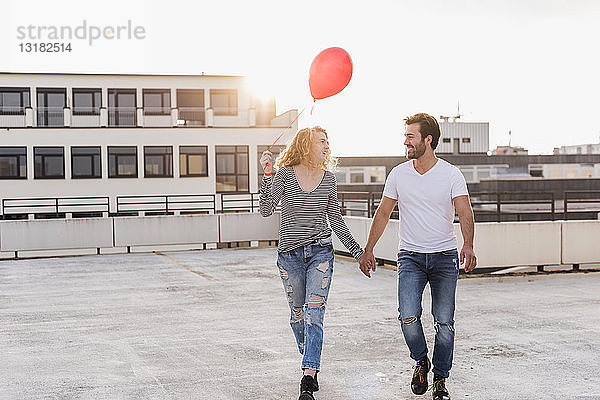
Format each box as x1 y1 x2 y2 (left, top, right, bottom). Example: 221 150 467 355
358 249 376 278
260 150 273 175
460 245 477 273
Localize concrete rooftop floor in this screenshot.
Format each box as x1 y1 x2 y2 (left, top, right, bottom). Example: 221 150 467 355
1 247 599 400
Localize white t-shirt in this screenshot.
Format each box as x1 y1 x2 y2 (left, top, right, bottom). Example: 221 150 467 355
382 158 468 253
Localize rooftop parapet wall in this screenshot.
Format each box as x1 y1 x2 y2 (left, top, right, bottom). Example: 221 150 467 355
1 215 598 268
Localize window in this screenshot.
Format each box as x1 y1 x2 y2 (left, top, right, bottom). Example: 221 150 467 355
369 167 386 183
0 88 30 115
71 147 101 178
350 171 364 183
462 138 471 143
144 146 173 177
177 89 205 126
257 145 285 189
108 89 136 126
0 147 27 179
37 88 66 126
108 146 137 178
529 164 544 178
143 89 170 115
210 89 237 116
72 89 101 115
216 145 248 192
34 147 64 179
442 138 451 143
180 146 208 177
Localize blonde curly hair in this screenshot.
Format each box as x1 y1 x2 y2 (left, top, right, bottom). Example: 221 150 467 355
274 126 338 171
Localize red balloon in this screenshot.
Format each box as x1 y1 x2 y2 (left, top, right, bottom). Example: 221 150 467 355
309 47 353 100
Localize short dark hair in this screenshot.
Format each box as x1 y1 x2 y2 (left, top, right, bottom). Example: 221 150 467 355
405 113 441 150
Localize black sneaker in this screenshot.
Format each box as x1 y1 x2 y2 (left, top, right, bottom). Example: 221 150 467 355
432 374 450 400
411 356 431 395
299 374 318 400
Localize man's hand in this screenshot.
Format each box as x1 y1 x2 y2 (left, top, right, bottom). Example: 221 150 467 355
358 249 376 278
460 245 477 273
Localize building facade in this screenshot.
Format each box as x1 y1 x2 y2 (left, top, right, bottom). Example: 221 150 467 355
554 143 600 155
0 73 297 217
436 121 489 154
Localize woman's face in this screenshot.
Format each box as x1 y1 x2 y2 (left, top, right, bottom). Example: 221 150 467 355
309 130 330 165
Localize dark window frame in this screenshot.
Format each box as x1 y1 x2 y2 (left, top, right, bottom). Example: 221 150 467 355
216 145 249 193
143 89 171 116
37 88 66 127
462 138 471 143
34 146 65 179
210 89 238 116
72 88 102 116
71 146 102 179
176 89 205 126
144 146 173 178
0 87 30 115
442 138 451 143
108 146 138 178
0 146 27 179
179 146 209 177
108 88 137 127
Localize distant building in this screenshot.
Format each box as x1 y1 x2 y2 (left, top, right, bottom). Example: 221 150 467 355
553 143 600 155
436 120 489 154
493 145 529 155
0 72 298 218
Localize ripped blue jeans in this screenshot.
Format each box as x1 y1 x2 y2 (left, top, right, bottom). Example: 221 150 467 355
277 237 334 371
397 249 459 378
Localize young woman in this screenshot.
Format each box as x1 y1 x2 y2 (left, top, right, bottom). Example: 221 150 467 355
259 127 365 400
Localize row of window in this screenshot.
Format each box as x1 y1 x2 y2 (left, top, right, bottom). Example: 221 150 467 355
0 87 238 125
0 145 256 193
0 146 207 179
441 137 471 143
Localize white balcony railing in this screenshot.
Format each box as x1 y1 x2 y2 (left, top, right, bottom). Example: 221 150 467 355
108 107 137 127
72 106 101 116
37 107 64 127
143 106 171 116
0 106 26 116
177 107 205 126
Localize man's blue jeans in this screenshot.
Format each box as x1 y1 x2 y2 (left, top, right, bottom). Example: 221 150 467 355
397 249 459 378
277 237 334 371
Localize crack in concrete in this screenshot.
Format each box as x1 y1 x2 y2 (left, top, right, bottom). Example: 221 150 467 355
154 252 214 280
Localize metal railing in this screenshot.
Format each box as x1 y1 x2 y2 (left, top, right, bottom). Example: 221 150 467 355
2 196 109 216
338 191 382 217
469 192 556 222
220 193 260 213
116 194 216 214
37 107 64 127
108 107 137 127
0 106 26 115
564 190 600 220
177 107 205 126
143 106 170 116
1 192 597 221
72 106 100 116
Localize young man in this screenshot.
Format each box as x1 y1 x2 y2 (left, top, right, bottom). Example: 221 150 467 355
359 113 477 400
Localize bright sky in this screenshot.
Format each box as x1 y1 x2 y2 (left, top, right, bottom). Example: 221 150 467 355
2 0 600 156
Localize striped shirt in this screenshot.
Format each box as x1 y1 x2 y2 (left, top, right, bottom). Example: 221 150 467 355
259 166 363 259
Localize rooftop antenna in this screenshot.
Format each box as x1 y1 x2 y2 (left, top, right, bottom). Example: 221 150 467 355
508 130 512 147
440 100 463 122
454 100 462 121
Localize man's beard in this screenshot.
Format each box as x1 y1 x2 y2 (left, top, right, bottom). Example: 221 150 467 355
406 141 426 159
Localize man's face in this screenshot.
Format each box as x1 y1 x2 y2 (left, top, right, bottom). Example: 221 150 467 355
404 123 427 160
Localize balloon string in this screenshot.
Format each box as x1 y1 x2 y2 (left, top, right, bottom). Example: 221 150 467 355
310 98 316 115
268 106 307 150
